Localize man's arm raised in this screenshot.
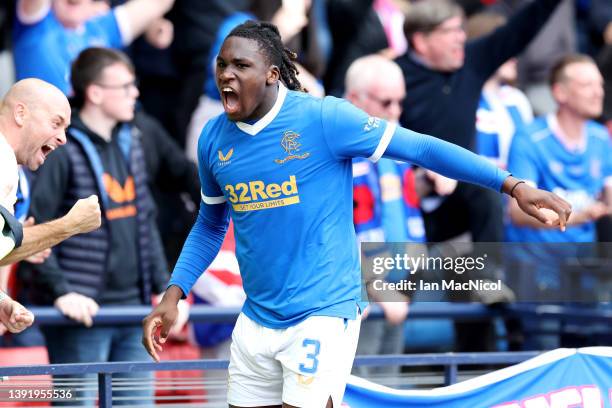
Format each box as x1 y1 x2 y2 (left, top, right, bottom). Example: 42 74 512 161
16 0 51 25
0 195 101 266
114 0 175 45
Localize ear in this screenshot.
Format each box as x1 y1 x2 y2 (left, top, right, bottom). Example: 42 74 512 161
551 82 566 105
13 102 26 127
266 65 281 86
85 84 103 106
345 90 360 105
411 32 429 57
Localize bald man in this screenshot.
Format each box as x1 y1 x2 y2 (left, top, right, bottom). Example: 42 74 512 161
0 79 102 333
1 78 71 213
345 55 459 376
0 78 70 173
345 56 418 376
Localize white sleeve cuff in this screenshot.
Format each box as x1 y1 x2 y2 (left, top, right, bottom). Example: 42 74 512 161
604 176 612 189
368 122 396 163
114 5 134 46
201 191 226 205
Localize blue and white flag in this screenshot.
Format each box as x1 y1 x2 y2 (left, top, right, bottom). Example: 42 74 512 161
344 348 612 408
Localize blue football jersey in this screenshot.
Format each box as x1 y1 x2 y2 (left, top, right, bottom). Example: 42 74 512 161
377 160 425 243
14 8 124 94
195 84 395 328
476 86 533 169
352 158 385 243
352 158 426 244
506 115 612 243
171 83 510 328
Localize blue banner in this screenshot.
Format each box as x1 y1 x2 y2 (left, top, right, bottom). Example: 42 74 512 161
344 348 612 408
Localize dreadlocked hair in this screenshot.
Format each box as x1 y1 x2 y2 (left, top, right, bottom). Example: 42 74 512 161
227 20 306 92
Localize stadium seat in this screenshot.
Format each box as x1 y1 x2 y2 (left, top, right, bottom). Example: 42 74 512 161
0 346 51 407
155 339 205 404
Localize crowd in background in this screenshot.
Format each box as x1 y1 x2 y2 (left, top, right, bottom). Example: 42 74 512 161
0 0 611 389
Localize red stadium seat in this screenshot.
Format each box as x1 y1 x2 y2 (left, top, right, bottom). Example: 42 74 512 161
155 339 205 404
0 346 51 407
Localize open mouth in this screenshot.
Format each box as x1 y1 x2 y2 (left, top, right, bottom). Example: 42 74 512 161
221 87 240 116
41 144 55 157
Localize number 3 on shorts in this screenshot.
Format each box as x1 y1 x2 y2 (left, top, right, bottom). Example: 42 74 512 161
299 338 320 374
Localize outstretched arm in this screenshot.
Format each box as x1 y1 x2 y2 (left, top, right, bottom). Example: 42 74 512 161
0 196 101 266
383 127 571 229
114 0 175 45
384 126 509 191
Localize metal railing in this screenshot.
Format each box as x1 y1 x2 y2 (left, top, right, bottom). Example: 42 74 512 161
0 352 541 407
0 302 608 406
25 302 612 326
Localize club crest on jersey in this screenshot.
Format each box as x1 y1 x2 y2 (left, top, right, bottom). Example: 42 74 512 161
274 131 310 164
218 148 234 166
364 117 380 132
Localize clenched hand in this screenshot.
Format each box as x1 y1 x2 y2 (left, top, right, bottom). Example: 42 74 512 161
66 195 102 234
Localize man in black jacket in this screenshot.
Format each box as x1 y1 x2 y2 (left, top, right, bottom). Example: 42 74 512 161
21 47 171 405
135 109 200 266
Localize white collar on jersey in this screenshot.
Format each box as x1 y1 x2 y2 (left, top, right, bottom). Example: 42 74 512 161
546 113 587 154
236 82 287 136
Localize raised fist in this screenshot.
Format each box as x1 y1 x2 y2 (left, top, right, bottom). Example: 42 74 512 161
66 195 102 234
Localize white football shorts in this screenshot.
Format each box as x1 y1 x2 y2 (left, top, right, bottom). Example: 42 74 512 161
227 311 361 407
